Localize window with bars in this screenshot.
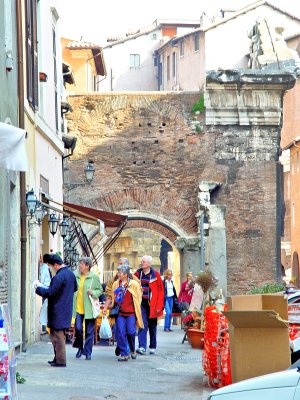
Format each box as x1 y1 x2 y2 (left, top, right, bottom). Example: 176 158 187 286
25 0 38 110
130 54 140 68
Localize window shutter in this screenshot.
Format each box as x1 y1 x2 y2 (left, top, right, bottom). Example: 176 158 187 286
25 0 33 104
25 0 38 110
32 0 38 109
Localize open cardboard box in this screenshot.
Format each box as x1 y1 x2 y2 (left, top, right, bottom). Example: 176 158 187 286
223 294 290 383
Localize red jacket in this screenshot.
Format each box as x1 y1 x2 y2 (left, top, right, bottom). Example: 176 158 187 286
135 268 164 318
178 280 193 303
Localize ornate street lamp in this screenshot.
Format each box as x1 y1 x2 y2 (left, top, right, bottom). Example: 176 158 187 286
25 189 38 216
35 202 47 226
48 213 59 237
84 161 95 183
59 217 69 239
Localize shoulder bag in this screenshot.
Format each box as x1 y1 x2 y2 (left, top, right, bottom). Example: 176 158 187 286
88 275 101 319
109 284 129 318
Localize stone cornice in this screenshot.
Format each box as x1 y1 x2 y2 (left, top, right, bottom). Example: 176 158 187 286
205 69 296 126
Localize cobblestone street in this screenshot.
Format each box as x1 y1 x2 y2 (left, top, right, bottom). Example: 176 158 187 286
16 326 213 400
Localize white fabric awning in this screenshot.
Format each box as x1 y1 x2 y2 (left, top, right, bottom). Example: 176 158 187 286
0 122 28 171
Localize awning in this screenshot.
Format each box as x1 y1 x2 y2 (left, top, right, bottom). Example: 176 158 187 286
63 201 127 228
0 122 28 171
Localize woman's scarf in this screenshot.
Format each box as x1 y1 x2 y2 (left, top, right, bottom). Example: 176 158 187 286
114 279 129 304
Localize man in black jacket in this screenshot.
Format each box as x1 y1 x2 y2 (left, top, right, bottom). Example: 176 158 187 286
35 254 78 367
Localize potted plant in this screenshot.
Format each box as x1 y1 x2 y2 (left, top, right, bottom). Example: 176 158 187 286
185 270 218 349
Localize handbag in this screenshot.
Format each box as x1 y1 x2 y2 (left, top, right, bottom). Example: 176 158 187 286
88 276 101 319
109 284 129 318
109 304 120 318
172 297 182 313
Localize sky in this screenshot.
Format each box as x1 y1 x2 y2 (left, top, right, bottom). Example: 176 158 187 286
57 0 300 45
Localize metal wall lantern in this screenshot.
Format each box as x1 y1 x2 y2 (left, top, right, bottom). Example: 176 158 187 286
35 202 47 226
84 161 95 183
59 217 69 239
48 213 59 237
26 189 38 216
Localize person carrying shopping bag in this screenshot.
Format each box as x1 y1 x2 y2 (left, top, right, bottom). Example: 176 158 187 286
72 257 103 360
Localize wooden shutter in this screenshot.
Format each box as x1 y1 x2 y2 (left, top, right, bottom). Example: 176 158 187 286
25 0 38 110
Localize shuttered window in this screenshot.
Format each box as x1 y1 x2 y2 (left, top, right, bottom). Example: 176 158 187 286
25 0 38 110
53 29 58 133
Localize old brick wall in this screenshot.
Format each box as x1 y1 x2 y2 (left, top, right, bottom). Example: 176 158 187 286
66 92 280 294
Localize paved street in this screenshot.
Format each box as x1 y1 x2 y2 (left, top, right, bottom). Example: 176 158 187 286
16 325 214 400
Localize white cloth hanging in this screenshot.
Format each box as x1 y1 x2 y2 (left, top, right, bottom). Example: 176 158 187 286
0 122 28 171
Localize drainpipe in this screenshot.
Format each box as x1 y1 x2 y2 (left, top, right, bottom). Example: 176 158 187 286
16 0 27 352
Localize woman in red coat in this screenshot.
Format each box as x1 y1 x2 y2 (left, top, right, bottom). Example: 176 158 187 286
178 272 194 311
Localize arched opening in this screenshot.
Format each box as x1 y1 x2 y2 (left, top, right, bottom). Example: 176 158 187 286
101 228 181 290
292 252 300 288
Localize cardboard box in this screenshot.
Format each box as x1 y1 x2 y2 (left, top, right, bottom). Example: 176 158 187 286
223 294 290 383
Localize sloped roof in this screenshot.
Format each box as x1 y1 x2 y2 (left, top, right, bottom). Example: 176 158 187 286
103 19 200 49
66 40 106 76
67 40 102 50
158 0 300 52
203 0 300 32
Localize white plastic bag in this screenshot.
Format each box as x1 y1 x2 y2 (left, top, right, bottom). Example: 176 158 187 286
39 299 48 326
99 316 112 339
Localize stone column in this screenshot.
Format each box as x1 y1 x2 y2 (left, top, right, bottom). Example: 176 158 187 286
197 181 227 295
205 69 296 294
174 237 200 282
206 205 227 295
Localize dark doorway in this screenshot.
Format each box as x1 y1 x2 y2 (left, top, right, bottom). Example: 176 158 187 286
159 239 173 275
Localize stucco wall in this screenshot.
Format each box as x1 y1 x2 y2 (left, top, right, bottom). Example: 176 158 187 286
205 5 300 71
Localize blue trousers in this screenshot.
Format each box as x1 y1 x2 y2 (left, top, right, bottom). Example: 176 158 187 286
164 296 174 330
116 315 136 356
73 313 95 356
114 319 130 354
138 302 157 350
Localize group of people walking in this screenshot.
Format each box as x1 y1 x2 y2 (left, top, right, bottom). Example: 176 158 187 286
35 253 194 366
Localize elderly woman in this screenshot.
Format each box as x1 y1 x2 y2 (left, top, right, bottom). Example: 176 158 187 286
72 257 102 360
163 269 178 332
107 264 143 361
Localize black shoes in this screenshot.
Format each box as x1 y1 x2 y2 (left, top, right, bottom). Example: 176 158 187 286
86 355 91 360
115 347 121 356
75 349 82 359
51 362 66 367
48 358 66 367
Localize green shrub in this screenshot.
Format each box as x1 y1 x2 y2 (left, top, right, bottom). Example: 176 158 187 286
192 94 205 113
16 372 26 384
248 282 286 294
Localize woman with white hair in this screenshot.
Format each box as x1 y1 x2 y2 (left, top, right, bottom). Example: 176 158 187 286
134 255 164 355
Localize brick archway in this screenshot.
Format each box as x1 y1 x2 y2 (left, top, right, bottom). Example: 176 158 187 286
124 218 178 243
88 188 198 237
